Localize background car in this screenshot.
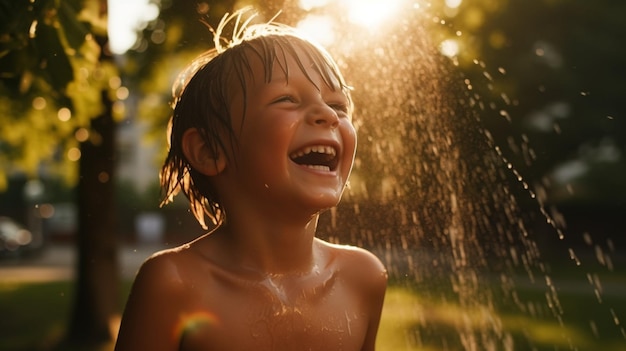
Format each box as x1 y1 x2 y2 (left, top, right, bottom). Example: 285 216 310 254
0 216 44 258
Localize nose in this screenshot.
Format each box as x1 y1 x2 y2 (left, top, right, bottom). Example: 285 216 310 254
306 104 339 128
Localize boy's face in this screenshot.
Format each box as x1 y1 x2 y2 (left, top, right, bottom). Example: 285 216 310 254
225 46 356 215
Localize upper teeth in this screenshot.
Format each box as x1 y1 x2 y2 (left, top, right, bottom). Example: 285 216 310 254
290 145 336 159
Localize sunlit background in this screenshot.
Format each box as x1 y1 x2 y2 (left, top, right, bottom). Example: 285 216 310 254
108 0 160 54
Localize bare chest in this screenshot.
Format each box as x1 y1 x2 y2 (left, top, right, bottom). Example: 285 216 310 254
177 272 368 351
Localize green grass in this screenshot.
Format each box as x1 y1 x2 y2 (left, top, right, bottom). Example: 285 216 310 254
1 273 625 351
0 281 74 351
0 280 130 351
376 270 626 351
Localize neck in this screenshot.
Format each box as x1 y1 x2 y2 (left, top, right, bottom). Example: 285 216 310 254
217 213 320 275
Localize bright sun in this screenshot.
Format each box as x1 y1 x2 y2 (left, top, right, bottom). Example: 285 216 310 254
297 0 409 46
344 0 405 28
109 0 410 54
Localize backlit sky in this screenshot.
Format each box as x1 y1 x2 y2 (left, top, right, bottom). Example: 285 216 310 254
108 0 159 54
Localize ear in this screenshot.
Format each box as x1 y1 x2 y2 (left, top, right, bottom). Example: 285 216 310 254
181 128 226 176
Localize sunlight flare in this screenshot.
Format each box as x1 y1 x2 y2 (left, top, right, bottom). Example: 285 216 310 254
296 15 336 46
344 0 405 28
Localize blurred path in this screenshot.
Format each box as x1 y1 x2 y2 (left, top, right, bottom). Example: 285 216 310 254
0 244 165 283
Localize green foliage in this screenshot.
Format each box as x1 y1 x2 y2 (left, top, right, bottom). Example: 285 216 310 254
1 0 79 101
434 0 626 206
0 0 117 188
120 0 255 162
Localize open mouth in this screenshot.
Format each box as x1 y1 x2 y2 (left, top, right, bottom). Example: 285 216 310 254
289 145 339 172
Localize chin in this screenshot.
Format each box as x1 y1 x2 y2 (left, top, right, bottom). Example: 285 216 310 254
305 190 345 211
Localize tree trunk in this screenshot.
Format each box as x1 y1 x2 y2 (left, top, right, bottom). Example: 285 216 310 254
66 87 119 345
65 3 120 342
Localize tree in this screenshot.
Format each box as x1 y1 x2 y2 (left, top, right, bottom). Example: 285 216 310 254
1 0 120 346
435 0 626 208
121 0 238 143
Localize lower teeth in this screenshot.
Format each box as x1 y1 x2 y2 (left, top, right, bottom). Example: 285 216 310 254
304 164 330 171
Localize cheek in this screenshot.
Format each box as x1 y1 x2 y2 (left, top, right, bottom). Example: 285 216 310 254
341 122 357 173
343 122 357 156
237 121 296 170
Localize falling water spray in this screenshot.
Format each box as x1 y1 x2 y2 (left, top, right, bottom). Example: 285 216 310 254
268 1 624 349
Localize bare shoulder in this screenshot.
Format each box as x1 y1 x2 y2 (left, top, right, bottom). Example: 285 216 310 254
123 243 203 315
134 244 194 289
115 244 200 351
315 240 387 350
317 239 388 290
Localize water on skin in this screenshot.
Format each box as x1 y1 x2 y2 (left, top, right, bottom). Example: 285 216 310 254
247 271 358 351
177 257 365 351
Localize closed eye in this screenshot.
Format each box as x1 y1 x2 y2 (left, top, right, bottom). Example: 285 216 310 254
328 103 349 115
273 95 297 104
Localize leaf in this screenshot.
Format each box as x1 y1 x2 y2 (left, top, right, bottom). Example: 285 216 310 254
57 0 91 50
33 22 74 92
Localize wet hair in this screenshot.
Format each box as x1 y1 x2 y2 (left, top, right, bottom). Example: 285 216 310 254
160 8 353 229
